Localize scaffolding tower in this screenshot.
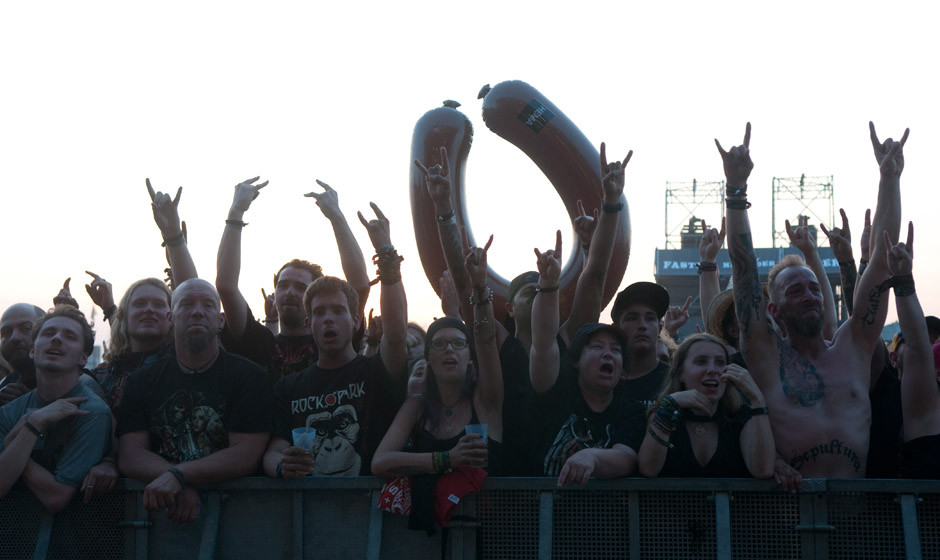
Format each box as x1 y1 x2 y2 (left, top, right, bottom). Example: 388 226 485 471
663 179 725 249
771 174 835 248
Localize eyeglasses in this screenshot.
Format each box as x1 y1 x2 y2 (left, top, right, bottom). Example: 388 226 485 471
429 338 469 351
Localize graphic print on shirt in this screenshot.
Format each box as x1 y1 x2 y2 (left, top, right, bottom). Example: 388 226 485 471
306 404 361 476
544 414 613 477
151 390 228 462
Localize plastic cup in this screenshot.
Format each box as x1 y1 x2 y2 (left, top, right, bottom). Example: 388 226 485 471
465 424 488 443
291 427 318 452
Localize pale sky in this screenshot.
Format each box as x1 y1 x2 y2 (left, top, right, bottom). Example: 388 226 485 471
2 1 938 347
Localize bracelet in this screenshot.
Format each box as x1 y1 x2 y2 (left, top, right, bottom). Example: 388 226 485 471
473 316 489 329
736 405 770 424
891 274 916 297
276 462 284 479
167 466 186 488
436 210 456 225
161 232 185 247
24 419 45 439
225 219 247 228
536 285 559 293
376 244 395 255
370 249 404 286
432 451 453 473
264 318 278 324
725 197 752 210
102 304 118 321
838 260 855 268
647 426 674 449
602 201 623 213
726 185 747 197
696 262 717 275
469 286 494 306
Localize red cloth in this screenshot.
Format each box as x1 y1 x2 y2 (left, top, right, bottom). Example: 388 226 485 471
433 466 487 527
379 476 412 515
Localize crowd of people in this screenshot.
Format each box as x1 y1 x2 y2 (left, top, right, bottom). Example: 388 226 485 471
0 122 937 531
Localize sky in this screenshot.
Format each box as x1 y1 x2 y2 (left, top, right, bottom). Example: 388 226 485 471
2 1 938 348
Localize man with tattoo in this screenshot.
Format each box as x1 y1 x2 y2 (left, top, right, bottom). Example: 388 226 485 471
720 122 907 479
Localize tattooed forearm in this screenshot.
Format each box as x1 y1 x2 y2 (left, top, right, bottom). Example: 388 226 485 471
859 284 883 326
729 233 763 334
838 261 857 316
437 222 470 296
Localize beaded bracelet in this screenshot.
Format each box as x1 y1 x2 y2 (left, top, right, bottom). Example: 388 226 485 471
647 426 674 449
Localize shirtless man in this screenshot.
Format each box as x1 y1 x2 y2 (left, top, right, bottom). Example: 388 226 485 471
721 122 906 479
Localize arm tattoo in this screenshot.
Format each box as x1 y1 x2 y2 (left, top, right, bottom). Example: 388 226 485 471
729 233 763 334
859 281 888 326
438 222 469 295
839 262 857 316
778 340 825 407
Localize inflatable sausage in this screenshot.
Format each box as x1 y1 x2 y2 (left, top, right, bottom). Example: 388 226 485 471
410 84 630 323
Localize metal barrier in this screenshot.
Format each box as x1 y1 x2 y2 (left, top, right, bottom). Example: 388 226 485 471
3 477 939 559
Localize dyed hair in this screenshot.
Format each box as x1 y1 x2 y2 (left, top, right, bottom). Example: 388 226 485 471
651 333 743 417
105 278 171 362
33 306 96 357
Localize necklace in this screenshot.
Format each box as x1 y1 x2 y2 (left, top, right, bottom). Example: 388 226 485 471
687 412 716 437
177 349 220 375
441 397 464 433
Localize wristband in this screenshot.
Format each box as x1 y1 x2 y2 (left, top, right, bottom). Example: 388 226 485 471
161 232 185 247
102 304 118 321
24 419 45 439
167 466 186 488
725 197 751 210
469 286 494 306
225 219 247 228
264 318 278 324
436 210 456 225
602 201 623 213
647 426 674 449
696 262 717 275
726 185 747 197
536 285 559 293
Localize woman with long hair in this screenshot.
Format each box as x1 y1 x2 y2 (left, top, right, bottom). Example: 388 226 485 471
372 236 503 477
638 333 774 478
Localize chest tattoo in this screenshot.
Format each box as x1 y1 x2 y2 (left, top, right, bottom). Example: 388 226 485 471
778 341 825 407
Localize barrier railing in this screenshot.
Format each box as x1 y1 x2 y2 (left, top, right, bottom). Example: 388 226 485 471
3 477 939 559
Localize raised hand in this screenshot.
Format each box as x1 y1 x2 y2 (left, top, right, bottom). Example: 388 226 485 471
599 142 633 201
785 215 817 256
261 288 277 322
414 146 452 206
534 230 563 288
573 199 598 248
671 389 715 417
720 364 764 405
146 178 183 236
357 202 392 249
883 222 913 277
304 179 343 221
715 122 753 190
664 296 693 337
365 308 383 343
84 271 115 312
230 176 269 214
820 209 853 263
699 218 726 262
859 209 872 262
869 121 910 177
465 234 494 287
52 277 79 309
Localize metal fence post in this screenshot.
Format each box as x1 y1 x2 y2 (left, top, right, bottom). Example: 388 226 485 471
899 494 922 560
539 491 554 559
714 492 732 559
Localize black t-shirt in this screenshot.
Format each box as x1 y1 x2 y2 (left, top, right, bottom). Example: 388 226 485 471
92 340 175 411
115 349 274 463
658 413 751 477
532 370 645 477
620 361 669 410
498 336 534 476
221 307 319 382
272 353 406 476
867 362 902 478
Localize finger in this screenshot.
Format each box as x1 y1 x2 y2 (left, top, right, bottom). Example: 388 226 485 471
85 270 101 281
554 229 562 256
714 138 728 156
599 142 608 171
785 219 793 239
357 211 368 227
819 223 830 238
256 180 269 189
743 122 751 147
303 191 320 199
800 215 808 228
63 277 71 291
369 202 388 221
718 217 726 243
315 179 332 191
242 176 261 185
83 482 95 503
146 178 156 201
899 128 910 149
681 296 692 313
839 208 849 231
440 146 450 177
869 121 880 149
482 234 494 252
576 199 586 218
906 221 913 255
460 227 471 254
413 159 429 176
622 149 633 167
369 308 374 322
580 468 591 488
557 463 571 487
864 209 871 228
700 219 707 233
181 222 187 239
882 230 891 256
696 324 703 334
261 288 267 300
173 186 182 206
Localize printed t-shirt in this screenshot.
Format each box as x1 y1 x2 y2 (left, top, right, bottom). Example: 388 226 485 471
620 361 669 410
92 340 175 411
273 353 406 476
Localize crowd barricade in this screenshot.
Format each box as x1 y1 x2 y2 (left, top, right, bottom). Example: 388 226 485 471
2 477 939 559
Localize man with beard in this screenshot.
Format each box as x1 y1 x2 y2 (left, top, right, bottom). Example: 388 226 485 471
116 279 273 523
721 122 906 478
0 304 46 405
0 307 111 513
263 203 408 479
216 176 370 380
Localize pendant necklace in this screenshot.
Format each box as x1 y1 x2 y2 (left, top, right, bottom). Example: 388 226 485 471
442 397 463 433
687 412 715 436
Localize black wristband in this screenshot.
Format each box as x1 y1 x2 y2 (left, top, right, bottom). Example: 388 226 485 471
102 305 118 321
726 185 747 197
602 201 623 213
891 274 915 297
436 210 456 225
167 466 186 488
225 219 247 228
161 232 185 247
696 262 717 275
725 197 752 210
536 284 559 293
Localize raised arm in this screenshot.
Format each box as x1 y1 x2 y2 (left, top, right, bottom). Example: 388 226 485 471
722 365 775 478
465 235 503 437
147 179 197 286
785 216 837 340
698 218 725 325
215 176 268 338
821 209 856 316
529 231 562 394
883 224 939 440
848 123 908 352
358 203 408 379
305 180 371 317
560 143 633 344
719 124 777 366
84 271 116 325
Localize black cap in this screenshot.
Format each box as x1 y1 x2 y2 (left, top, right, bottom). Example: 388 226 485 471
611 282 670 324
424 317 473 359
507 271 540 304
